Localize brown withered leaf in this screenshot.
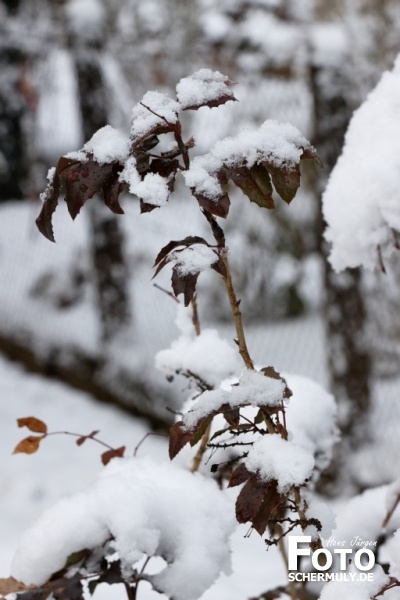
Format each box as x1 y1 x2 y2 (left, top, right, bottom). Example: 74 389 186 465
228 463 252 488
153 236 210 270
36 170 61 242
267 163 300 205
13 435 45 455
190 416 212 447
76 430 100 447
17 416 48 434
235 475 270 524
169 421 195 459
227 166 275 210
223 407 240 428
251 480 287 535
235 476 287 535
0 576 35 596
101 446 125 466
51 572 83 600
260 366 292 400
182 93 237 111
171 268 200 306
59 159 121 220
192 190 231 218
36 157 125 242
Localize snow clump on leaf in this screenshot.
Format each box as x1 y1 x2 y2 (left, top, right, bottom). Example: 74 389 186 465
11 457 235 600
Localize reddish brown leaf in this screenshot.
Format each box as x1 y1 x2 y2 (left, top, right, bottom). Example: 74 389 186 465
103 166 125 215
13 435 45 455
0 577 34 595
153 236 209 268
169 421 194 459
267 163 300 205
171 268 200 306
228 166 275 210
211 257 228 278
17 416 48 434
223 407 240 428
182 93 237 111
51 572 83 600
260 367 292 400
192 190 231 218
251 480 287 535
101 446 125 466
36 170 61 242
235 475 269 524
60 160 115 220
190 416 212 447
228 463 252 488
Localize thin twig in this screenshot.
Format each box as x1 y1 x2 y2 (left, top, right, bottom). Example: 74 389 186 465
191 294 201 336
46 431 114 451
221 253 254 370
153 283 180 303
191 423 212 473
133 432 168 457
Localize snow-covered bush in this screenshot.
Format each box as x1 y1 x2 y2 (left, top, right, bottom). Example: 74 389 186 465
0 70 352 600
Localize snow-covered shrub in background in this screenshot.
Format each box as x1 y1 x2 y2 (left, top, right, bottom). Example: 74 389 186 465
323 56 400 272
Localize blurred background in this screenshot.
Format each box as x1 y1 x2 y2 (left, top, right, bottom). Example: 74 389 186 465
1 0 400 573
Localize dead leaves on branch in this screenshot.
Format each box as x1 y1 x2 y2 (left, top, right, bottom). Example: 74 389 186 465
13 418 125 466
36 69 319 243
169 368 290 459
153 236 226 306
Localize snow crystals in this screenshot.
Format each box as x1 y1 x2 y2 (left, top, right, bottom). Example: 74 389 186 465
176 68 235 110
323 54 400 271
11 457 235 600
184 119 312 203
82 125 130 164
245 434 315 493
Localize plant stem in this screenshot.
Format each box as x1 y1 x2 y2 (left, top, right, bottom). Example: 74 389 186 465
191 294 201 336
275 524 297 600
221 253 254 370
191 423 212 473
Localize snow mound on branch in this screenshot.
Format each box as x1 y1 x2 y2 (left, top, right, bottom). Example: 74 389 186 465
11 457 235 600
156 305 241 387
323 54 400 271
284 374 338 472
82 125 130 164
184 119 310 202
176 69 235 109
130 91 180 142
181 369 286 431
245 435 315 493
173 245 219 275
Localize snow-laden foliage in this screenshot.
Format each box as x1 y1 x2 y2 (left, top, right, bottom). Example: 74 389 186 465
11 457 235 600
323 55 400 271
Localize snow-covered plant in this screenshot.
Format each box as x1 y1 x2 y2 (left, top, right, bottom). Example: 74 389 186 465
0 70 342 600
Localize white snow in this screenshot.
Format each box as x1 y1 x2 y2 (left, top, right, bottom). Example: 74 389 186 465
181 368 286 431
12 456 235 600
185 119 312 202
284 374 339 473
176 69 235 110
156 306 241 387
130 92 180 143
319 564 390 600
323 54 400 271
172 245 219 275
83 125 130 164
245 435 315 493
